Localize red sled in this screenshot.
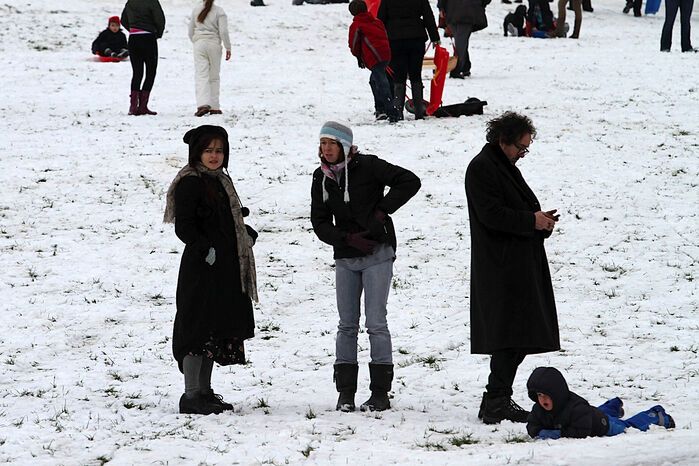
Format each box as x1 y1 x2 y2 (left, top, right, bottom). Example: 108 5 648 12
95 55 128 63
425 44 449 116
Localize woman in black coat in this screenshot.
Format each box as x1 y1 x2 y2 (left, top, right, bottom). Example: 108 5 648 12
464 112 560 424
121 0 166 115
164 124 258 415
378 0 440 120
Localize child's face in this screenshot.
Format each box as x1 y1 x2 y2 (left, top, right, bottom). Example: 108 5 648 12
537 393 553 411
109 22 119 33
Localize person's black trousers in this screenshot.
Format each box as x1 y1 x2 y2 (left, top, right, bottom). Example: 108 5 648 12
388 38 425 85
661 0 694 51
128 34 159 91
486 349 527 398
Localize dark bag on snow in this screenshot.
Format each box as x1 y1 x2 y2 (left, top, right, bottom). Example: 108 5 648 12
432 97 488 118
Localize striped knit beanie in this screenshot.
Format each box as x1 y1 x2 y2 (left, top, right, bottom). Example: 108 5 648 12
319 121 353 157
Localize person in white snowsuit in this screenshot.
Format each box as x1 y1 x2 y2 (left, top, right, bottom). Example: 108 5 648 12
188 0 231 117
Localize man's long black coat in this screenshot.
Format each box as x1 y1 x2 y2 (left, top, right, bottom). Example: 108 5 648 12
464 142 559 354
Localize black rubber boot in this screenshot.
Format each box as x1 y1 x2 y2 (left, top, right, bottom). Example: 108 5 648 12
179 393 223 415
393 83 406 121
479 392 529 424
411 81 425 120
334 363 358 412
360 363 393 412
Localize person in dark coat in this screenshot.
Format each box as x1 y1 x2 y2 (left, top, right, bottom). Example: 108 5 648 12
464 111 560 424
348 1 398 122
378 0 440 120
660 0 696 52
164 125 258 415
437 0 491 78
503 5 527 36
311 121 421 413
121 0 166 115
527 367 676 439
91 16 129 58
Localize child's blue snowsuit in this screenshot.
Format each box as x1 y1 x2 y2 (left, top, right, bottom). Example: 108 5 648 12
597 398 674 436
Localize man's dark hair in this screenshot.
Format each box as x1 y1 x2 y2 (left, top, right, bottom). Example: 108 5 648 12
485 111 537 145
349 0 368 15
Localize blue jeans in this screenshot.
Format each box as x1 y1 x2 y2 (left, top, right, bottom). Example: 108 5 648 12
369 62 397 118
335 244 394 365
598 398 663 436
660 0 694 51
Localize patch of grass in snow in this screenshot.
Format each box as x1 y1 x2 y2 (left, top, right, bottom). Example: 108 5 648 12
449 433 479 446
305 407 316 419
300 444 315 458
504 433 530 443
416 440 446 451
427 425 457 434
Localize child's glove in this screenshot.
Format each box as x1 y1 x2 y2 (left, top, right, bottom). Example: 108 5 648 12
357 57 366 69
205 247 216 265
537 429 561 440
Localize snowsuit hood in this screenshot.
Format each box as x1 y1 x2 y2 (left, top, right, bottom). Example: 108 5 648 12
527 367 570 414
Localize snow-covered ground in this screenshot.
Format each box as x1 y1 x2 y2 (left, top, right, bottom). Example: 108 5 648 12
0 0 697 464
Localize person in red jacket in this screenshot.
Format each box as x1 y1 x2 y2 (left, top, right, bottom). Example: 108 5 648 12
348 1 399 122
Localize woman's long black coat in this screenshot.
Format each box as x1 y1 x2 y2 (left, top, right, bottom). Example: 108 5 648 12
464 143 559 355
173 175 254 372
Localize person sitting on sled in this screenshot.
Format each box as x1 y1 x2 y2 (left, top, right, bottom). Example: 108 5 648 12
92 16 129 58
526 0 558 38
348 0 399 122
526 367 675 439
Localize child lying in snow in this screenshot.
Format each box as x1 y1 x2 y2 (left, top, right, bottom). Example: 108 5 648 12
526 367 675 439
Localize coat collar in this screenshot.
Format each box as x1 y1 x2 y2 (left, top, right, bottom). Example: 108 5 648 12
487 143 539 210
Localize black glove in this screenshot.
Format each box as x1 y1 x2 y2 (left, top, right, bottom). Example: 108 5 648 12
245 225 258 245
346 231 378 255
367 209 388 242
357 57 366 69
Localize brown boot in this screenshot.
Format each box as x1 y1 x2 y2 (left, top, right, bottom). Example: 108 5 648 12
128 91 139 115
195 105 211 117
138 91 157 115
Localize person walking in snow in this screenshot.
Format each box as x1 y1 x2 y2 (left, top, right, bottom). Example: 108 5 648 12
465 111 560 424
526 367 675 439
164 125 259 415
348 0 399 122
378 0 440 120
91 16 129 58
310 121 421 412
189 0 231 117
437 0 491 78
660 0 696 52
121 0 166 115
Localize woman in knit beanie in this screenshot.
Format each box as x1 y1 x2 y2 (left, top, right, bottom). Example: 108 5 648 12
164 125 258 415
310 121 421 413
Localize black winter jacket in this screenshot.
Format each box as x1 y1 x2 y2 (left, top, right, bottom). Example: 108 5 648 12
377 0 440 43
91 28 128 54
173 175 255 372
465 143 559 354
121 0 166 38
311 154 421 259
438 0 491 30
526 367 609 438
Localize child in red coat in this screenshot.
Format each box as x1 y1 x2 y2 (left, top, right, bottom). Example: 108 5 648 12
348 1 399 122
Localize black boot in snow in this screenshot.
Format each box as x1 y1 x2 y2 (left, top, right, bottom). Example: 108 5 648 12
411 81 425 120
179 393 224 415
334 363 358 412
202 391 234 411
360 363 393 412
480 392 529 424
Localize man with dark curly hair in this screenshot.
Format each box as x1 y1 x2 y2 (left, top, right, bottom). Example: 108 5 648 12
464 112 561 424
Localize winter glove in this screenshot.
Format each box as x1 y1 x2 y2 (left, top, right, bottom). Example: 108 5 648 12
357 57 366 69
205 247 216 265
536 429 561 440
245 225 258 246
367 209 388 242
346 231 378 255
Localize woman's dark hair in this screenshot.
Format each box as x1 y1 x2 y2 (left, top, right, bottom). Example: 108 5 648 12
197 0 215 23
188 131 229 168
349 0 368 15
485 111 537 145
